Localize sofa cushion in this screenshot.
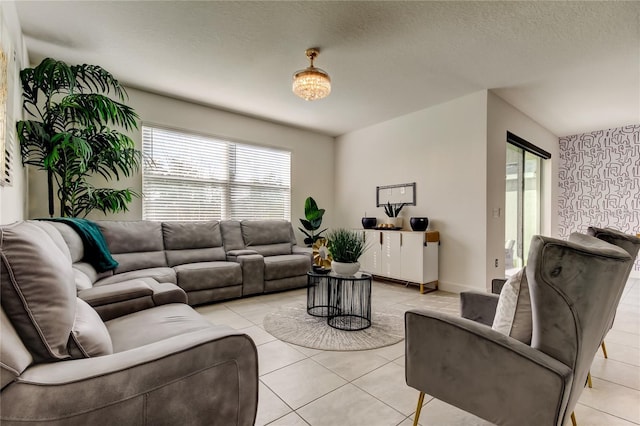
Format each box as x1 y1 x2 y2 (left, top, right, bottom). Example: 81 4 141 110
98 221 167 273
247 243 293 257
219 220 245 251
68 298 113 358
491 267 532 344
263 255 311 281
111 251 167 274
105 303 216 352
163 221 226 266
30 221 72 263
174 262 242 292
0 222 76 362
241 220 293 247
73 268 94 291
1 308 33 389
47 222 84 262
95 267 177 286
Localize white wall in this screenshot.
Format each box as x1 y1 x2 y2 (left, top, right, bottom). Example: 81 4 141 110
0 1 28 224
335 91 489 293
486 92 559 285
28 88 336 243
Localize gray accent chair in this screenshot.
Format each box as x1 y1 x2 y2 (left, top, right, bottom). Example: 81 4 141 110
1 221 258 425
459 278 505 326
576 227 640 360
405 234 633 426
461 228 640 353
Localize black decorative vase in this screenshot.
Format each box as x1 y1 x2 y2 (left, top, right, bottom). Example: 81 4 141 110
361 217 377 229
409 217 429 232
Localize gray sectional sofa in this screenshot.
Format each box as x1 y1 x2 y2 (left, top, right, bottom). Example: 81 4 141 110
0 220 258 425
49 219 312 316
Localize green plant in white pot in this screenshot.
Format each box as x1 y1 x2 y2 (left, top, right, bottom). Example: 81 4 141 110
326 228 368 276
383 202 406 228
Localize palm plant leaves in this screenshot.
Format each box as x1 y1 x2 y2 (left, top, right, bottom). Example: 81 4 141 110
17 57 141 217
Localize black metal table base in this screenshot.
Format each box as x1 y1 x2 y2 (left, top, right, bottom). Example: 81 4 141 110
327 314 371 331
307 271 372 331
307 273 338 317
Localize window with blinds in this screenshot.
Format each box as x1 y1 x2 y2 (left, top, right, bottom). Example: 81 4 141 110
142 126 291 222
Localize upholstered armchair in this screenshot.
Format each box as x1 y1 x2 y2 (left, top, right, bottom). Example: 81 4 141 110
577 227 640 361
405 234 633 426
461 228 640 355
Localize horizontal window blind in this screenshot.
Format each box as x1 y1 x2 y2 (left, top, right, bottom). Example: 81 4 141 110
142 126 290 222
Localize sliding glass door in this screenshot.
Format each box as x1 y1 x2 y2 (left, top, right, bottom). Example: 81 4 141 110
505 143 541 272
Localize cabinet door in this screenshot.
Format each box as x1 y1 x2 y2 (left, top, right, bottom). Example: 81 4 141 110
400 232 424 282
382 232 402 279
361 230 382 275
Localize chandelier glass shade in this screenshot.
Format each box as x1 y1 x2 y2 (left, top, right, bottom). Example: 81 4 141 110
292 48 331 101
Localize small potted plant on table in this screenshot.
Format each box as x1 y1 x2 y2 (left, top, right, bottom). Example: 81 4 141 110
326 228 368 276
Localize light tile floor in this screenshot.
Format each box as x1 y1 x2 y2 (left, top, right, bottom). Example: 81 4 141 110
196 278 640 426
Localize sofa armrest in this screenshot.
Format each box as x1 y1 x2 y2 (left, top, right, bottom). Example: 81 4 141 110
145 280 188 305
78 280 153 306
492 278 507 294
405 309 572 426
226 253 265 296
292 245 313 264
459 291 499 326
227 249 258 257
2 327 258 426
79 279 187 321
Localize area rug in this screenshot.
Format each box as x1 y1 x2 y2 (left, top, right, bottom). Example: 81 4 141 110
263 303 405 351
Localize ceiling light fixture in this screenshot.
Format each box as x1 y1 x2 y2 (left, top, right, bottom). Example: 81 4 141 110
292 48 331 101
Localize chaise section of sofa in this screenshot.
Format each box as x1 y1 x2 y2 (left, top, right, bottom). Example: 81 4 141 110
46 221 186 320
0 221 258 425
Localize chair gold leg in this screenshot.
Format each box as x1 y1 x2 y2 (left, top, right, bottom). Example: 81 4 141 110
571 411 577 426
601 341 608 359
587 372 593 388
413 391 425 426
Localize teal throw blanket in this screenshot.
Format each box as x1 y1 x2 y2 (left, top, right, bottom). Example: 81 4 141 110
42 218 118 273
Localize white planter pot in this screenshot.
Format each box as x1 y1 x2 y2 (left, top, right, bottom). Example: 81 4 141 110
385 217 403 228
331 261 360 276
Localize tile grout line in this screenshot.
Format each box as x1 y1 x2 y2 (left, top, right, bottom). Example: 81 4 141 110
575 402 640 426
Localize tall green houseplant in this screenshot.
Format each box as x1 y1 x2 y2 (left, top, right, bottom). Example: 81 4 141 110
17 58 141 217
298 196 327 246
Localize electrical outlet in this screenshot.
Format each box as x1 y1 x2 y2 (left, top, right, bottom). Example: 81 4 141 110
495 259 499 267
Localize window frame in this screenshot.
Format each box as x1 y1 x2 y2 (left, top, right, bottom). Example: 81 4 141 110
141 124 292 222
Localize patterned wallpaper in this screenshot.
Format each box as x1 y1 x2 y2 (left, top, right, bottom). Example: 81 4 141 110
558 125 640 273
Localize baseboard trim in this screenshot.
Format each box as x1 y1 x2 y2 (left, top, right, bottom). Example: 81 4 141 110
437 281 482 294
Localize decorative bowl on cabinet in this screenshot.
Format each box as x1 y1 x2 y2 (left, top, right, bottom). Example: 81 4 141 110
409 217 429 232
362 217 377 229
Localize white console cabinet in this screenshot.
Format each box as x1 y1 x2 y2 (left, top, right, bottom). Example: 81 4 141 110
360 230 439 293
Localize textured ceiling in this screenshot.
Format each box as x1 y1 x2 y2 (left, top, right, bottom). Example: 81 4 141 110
15 1 640 137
